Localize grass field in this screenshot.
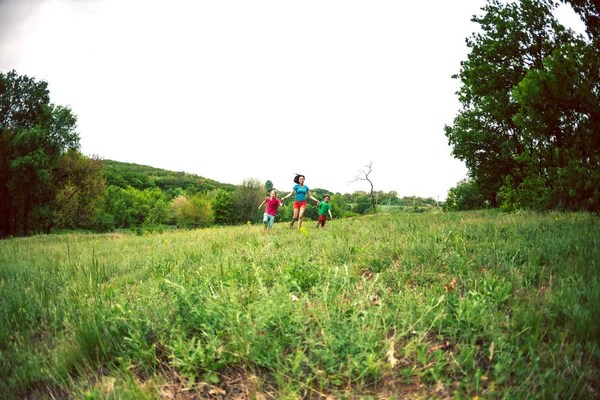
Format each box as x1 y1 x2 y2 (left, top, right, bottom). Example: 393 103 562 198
1 210 598 399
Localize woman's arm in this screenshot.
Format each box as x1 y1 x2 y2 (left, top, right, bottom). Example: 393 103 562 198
282 190 295 201
307 191 320 204
258 199 266 210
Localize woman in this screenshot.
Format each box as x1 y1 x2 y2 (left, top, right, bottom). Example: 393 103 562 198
282 174 320 229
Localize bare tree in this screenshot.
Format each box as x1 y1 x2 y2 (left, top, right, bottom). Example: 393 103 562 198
350 162 377 214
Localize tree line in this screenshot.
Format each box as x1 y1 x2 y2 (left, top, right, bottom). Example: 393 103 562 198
1 70 436 237
445 0 599 212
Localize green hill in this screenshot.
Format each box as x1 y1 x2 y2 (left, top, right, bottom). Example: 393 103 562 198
103 160 236 192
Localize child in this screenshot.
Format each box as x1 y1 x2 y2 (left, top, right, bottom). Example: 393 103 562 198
316 194 333 228
258 190 283 231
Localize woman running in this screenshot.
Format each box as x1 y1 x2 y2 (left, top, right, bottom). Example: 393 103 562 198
281 174 320 229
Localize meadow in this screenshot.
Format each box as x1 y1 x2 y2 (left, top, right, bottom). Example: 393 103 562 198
0 210 598 399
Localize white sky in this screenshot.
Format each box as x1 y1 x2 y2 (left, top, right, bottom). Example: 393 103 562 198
0 0 587 199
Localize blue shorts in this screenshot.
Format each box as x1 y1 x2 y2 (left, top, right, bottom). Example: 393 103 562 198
263 213 275 228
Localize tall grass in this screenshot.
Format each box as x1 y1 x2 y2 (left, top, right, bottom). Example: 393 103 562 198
0 210 598 398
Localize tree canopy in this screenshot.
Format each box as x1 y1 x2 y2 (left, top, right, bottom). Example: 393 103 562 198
445 0 599 211
1 70 81 236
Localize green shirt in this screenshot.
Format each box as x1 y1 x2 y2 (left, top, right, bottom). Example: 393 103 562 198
318 202 331 215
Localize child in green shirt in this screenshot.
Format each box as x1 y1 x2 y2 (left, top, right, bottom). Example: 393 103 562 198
316 194 333 228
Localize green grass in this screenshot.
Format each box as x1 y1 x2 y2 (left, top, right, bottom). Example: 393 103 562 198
1 210 598 398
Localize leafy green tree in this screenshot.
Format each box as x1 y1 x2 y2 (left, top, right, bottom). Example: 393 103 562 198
145 198 170 226
0 70 80 236
211 189 233 225
101 185 167 228
52 150 106 229
445 178 487 211
445 0 573 207
231 178 264 224
103 186 136 228
511 37 600 211
264 180 274 194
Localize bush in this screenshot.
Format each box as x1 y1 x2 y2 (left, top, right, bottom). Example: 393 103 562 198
93 212 116 233
172 194 214 228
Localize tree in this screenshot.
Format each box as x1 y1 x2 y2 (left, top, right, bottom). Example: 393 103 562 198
264 180 274 194
445 179 487 211
102 186 136 228
511 38 600 211
350 162 377 214
231 178 264 224
52 150 106 230
0 70 80 236
211 189 233 225
445 0 577 208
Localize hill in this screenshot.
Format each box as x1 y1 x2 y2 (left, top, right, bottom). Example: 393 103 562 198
103 159 236 192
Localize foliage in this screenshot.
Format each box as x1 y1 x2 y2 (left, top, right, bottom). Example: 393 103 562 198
172 193 214 228
103 160 235 193
511 39 600 211
231 178 264 224
445 178 487 211
0 211 598 398
354 196 375 214
101 186 167 228
0 70 80 237
330 194 350 218
264 179 274 194
211 189 233 225
446 0 599 211
51 150 106 230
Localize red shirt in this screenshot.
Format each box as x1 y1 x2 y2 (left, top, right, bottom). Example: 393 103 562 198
265 198 282 216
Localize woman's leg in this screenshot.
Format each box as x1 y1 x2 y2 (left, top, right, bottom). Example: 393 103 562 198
298 206 306 229
291 207 299 227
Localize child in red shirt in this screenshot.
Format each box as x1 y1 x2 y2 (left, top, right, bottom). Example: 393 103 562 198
258 190 283 231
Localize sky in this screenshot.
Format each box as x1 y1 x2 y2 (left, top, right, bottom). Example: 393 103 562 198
0 0 587 199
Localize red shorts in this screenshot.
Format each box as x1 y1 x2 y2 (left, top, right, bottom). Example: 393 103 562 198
293 200 307 209
318 214 327 226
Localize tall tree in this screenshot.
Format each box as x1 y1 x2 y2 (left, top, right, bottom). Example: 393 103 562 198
512 34 600 210
231 178 264 224
445 0 574 207
0 70 80 236
211 189 233 225
52 150 106 230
